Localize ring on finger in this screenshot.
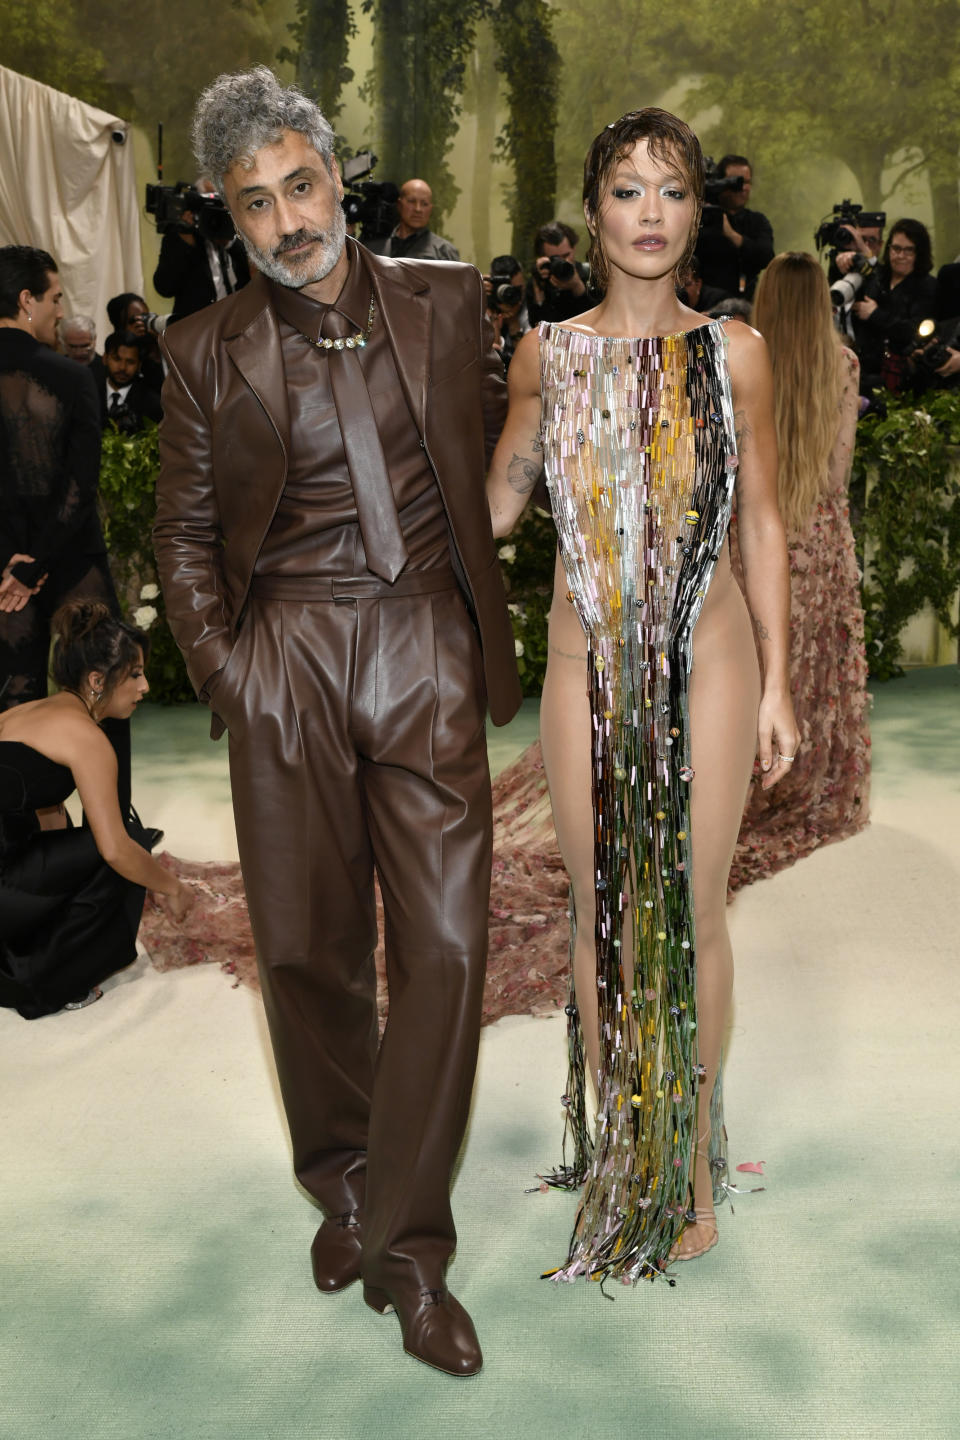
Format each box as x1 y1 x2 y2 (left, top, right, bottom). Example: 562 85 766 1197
779 753 796 763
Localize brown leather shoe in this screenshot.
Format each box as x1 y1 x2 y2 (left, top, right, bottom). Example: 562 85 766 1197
363 1283 482 1376
310 1211 362 1293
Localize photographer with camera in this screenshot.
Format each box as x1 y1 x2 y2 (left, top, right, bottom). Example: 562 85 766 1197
152 179 250 324
899 264 960 392
830 216 884 280
851 218 937 396
526 221 594 325
104 292 165 394
818 205 885 344
695 154 773 300
483 255 529 371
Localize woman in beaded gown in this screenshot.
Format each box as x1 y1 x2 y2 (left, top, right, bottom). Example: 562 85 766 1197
487 109 798 1282
728 253 870 890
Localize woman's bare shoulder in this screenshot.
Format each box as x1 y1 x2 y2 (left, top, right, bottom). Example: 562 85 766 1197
724 321 771 389
0 698 112 771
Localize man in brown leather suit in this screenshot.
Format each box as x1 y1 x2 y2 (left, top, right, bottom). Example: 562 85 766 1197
154 67 519 1378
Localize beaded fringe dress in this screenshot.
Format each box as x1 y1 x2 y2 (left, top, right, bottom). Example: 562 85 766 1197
539 319 739 1283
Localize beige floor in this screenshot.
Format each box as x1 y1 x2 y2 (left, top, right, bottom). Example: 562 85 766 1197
2 672 958 1439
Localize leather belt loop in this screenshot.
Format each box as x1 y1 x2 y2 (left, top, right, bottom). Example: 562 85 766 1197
250 567 458 603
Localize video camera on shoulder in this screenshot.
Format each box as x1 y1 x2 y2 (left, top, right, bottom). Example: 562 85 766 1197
699 158 745 230
340 151 399 242
146 182 237 247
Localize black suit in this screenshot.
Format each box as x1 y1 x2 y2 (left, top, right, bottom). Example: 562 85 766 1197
101 377 163 432
153 231 250 324
695 206 774 300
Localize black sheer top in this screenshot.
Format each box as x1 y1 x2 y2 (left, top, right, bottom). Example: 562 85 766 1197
0 329 105 587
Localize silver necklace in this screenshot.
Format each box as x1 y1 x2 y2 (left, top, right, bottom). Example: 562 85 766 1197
299 295 377 352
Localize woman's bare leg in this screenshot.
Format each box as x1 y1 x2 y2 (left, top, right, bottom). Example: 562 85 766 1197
674 576 760 1256
540 567 601 1096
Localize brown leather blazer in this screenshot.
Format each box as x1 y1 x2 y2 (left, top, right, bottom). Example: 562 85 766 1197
154 241 521 731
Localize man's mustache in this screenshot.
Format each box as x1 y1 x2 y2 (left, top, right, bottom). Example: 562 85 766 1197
273 229 325 258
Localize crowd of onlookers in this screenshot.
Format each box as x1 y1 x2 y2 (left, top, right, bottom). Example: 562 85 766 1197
58 295 164 436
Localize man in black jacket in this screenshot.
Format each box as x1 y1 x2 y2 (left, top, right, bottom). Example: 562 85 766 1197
695 154 774 301
153 193 250 324
100 331 163 432
0 247 115 702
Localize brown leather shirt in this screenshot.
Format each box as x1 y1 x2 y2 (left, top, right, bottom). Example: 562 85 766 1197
258 251 448 576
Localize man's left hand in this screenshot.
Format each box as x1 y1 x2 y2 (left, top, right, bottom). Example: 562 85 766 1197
936 348 960 378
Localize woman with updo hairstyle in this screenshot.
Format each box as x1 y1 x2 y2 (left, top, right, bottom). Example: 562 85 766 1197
729 252 870 889
0 601 192 1018
488 108 796 1279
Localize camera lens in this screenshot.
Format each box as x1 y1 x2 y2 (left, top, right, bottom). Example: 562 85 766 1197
495 283 523 307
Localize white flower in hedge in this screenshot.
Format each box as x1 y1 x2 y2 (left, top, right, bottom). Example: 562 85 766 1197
498 544 516 563
133 605 158 629
514 638 525 658
139 582 160 600
508 603 523 616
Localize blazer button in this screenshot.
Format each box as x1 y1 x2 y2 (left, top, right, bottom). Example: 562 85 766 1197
419 439 426 448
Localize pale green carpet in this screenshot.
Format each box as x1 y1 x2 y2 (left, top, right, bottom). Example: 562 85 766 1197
1 671 958 1440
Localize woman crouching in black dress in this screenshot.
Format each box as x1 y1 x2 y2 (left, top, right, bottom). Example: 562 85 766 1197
0 602 192 1018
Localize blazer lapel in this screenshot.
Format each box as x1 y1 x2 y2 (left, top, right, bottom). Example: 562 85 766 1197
357 243 431 435
224 276 292 462
220 277 291 609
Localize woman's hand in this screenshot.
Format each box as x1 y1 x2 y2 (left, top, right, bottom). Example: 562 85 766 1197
157 879 195 923
757 689 801 790
852 296 878 321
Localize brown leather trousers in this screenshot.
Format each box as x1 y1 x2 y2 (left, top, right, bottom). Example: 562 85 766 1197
218 569 492 1293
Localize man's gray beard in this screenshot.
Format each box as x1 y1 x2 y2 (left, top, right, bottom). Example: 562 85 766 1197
241 204 347 289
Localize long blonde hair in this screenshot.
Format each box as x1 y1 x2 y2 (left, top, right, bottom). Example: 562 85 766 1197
752 252 844 533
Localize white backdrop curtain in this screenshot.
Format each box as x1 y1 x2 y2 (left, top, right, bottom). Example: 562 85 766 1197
0 66 143 343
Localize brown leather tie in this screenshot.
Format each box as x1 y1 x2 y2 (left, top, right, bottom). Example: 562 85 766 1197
322 305 408 583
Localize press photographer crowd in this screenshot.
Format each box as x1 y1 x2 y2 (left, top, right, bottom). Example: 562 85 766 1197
7 147 960 435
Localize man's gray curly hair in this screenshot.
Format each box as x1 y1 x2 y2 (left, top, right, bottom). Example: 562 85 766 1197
192 65 335 192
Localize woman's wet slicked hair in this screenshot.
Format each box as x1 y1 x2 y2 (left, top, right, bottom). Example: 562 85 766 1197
582 108 705 289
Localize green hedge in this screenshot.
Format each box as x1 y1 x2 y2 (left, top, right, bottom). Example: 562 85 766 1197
99 422 195 705
850 389 960 680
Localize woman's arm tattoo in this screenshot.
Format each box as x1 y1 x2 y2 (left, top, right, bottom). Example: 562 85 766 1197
734 407 752 455
507 451 542 495
754 616 771 640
